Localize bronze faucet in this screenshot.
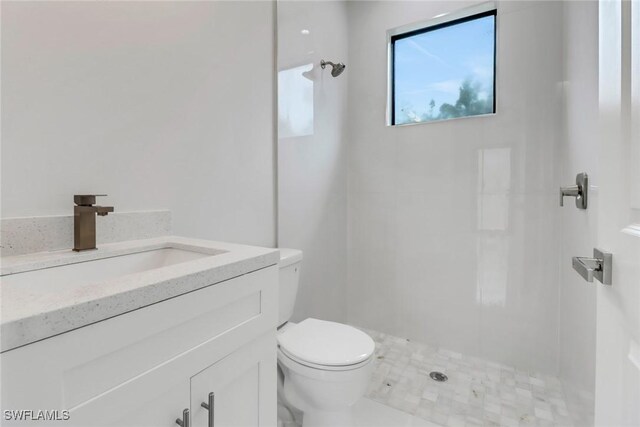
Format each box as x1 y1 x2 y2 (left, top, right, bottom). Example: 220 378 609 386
73 195 114 251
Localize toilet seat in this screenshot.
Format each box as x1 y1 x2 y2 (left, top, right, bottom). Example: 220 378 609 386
278 347 373 372
277 318 375 370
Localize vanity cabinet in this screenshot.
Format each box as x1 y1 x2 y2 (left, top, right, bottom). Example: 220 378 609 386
190 335 274 427
0 265 278 427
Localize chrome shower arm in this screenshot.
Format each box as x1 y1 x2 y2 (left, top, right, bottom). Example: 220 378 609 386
320 60 335 69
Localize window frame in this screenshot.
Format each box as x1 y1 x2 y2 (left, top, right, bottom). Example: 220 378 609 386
387 3 498 126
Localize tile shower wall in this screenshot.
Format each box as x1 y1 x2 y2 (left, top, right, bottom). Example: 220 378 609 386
346 1 564 375
1 1 275 248
277 1 349 322
558 1 598 424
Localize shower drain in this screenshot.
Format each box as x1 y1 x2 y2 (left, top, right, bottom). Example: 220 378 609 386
429 371 448 382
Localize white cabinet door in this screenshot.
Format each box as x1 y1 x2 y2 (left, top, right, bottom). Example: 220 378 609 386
190 333 277 427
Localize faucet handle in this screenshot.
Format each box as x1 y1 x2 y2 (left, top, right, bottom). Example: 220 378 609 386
559 173 588 209
74 194 107 206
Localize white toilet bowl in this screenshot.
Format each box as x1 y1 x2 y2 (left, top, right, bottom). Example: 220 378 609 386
276 250 375 426
277 318 375 427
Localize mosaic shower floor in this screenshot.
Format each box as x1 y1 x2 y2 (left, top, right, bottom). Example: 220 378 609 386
360 328 574 427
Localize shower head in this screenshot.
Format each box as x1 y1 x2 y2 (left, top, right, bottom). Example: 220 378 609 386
320 59 346 77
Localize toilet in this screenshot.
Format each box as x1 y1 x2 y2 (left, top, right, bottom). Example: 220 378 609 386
277 249 375 427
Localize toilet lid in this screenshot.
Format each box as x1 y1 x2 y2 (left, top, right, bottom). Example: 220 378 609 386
277 318 375 367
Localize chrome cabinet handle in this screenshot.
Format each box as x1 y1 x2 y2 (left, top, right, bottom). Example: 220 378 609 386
176 408 190 427
201 392 215 427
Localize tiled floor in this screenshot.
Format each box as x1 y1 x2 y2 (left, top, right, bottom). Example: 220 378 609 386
353 398 439 427
361 328 574 427
279 397 440 427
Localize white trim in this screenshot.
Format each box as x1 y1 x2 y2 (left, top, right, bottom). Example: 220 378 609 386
630 0 640 208
392 111 496 127
386 29 394 126
386 1 497 39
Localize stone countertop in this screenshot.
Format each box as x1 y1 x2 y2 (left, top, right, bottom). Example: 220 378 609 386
0 236 279 353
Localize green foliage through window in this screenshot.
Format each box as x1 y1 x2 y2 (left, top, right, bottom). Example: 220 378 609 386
391 10 496 125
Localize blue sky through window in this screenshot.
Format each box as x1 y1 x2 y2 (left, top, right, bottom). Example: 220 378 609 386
393 13 495 124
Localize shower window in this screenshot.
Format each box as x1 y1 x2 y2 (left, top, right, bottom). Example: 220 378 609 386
388 6 497 125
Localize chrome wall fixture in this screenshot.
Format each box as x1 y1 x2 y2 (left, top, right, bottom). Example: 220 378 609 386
573 248 613 285
320 60 346 77
560 172 588 209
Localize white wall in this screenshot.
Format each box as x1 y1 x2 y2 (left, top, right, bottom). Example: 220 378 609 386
559 1 598 424
346 1 564 374
277 1 349 323
1 1 276 247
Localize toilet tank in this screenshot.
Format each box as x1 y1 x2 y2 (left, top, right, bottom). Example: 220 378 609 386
278 248 303 327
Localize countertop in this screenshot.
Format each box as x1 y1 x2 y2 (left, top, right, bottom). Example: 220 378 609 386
0 236 279 352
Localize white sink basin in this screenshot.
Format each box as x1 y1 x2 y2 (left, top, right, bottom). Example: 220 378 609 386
0 236 280 353
1 248 210 293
